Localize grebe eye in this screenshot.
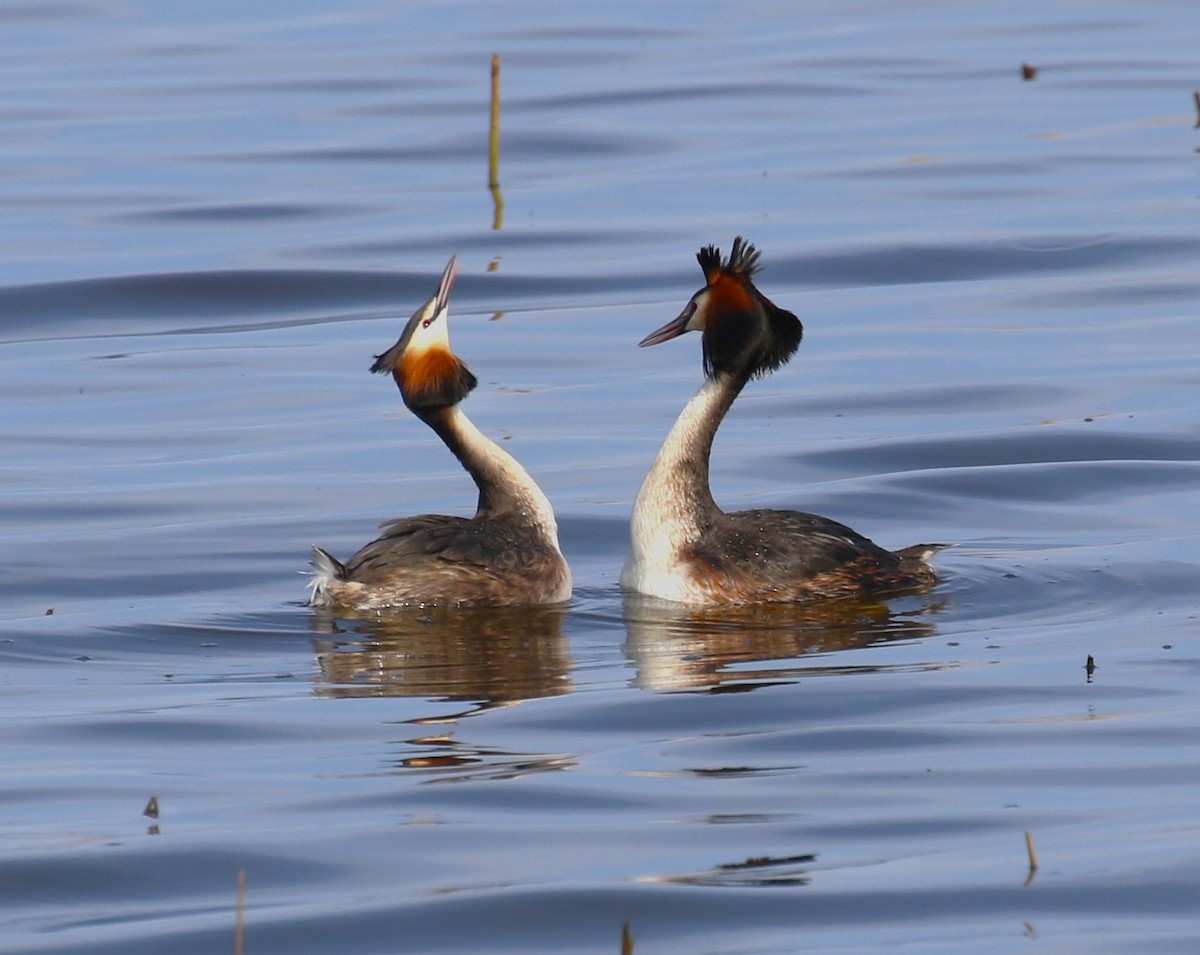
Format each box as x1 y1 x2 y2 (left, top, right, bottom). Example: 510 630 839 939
422 319 432 328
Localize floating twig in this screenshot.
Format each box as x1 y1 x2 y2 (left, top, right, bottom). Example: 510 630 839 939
1021 63 1037 81
142 795 159 819
1024 830 1039 885
621 918 634 954
1085 654 1096 683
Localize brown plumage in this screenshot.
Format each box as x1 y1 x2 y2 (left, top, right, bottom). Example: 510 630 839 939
621 237 942 606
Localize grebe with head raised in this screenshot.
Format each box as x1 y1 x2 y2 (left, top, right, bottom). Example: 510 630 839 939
309 257 571 610
620 237 940 606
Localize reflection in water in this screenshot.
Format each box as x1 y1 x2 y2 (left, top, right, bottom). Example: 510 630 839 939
310 604 570 702
622 594 942 691
391 729 575 781
641 851 818 888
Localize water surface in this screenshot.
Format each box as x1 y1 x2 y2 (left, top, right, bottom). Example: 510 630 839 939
3 3 1200 954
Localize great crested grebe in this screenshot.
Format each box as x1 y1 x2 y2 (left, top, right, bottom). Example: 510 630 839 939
308 257 571 610
620 237 940 606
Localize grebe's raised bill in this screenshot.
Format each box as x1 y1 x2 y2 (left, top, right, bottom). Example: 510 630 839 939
309 257 571 611
621 237 940 606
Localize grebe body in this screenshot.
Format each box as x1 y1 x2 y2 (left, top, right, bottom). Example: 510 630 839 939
309 258 571 611
621 238 939 606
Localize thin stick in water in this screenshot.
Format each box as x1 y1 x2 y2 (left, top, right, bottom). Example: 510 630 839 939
489 54 501 189
235 869 246 955
489 54 504 229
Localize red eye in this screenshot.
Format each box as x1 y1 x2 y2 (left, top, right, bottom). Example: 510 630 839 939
422 319 432 328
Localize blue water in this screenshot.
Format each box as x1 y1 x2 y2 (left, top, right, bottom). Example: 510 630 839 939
3 3 1200 953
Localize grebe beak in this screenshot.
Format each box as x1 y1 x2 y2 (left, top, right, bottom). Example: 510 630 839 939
433 255 457 316
638 302 696 347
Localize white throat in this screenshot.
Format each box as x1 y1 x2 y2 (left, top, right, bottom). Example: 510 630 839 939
446 405 563 545
620 378 728 599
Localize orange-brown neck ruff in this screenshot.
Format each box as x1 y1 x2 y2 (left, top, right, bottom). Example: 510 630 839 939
705 272 755 320
398 347 477 411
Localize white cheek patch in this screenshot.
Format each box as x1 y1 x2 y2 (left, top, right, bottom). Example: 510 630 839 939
685 292 708 332
411 305 452 354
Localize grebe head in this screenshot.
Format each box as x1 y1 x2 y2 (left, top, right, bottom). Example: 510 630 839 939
370 256 479 412
639 237 803 380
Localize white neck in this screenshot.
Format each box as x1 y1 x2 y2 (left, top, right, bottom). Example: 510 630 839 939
621 376 736 596
428 405 563 548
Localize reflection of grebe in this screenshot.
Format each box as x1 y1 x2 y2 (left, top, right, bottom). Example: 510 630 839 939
621 238 940 606
311 604 571 703
309 258 571 611
622 593 941 691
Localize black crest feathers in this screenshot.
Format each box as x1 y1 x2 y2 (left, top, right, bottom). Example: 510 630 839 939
697 235 761 285
370 338 406 377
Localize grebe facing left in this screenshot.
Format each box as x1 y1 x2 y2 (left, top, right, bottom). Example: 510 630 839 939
621 237 940 606
309 257 571 611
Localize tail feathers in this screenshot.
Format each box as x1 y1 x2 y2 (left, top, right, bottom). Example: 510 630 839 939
307 546 345 607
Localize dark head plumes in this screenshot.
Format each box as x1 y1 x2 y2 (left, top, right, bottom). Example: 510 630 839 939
698 237 803 381
697 235 761 283
370 333 410 378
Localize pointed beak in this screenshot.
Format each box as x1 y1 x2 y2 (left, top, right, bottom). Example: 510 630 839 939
638 304 695 347
434 255 457 315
